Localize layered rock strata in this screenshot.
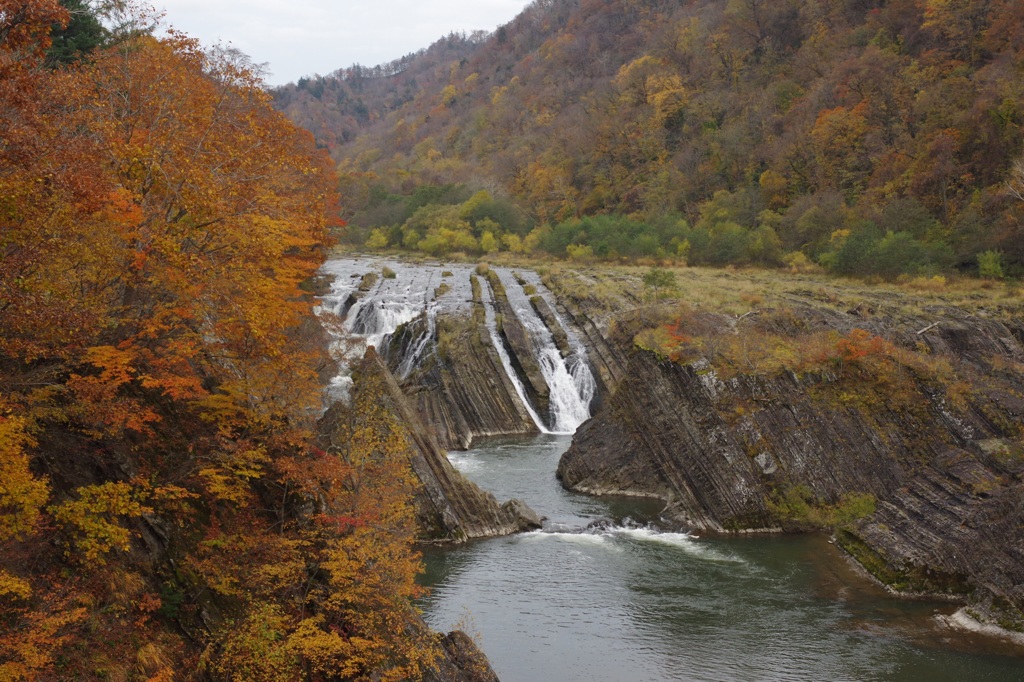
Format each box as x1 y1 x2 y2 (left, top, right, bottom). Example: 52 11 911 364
484 270 550 417
387 277 539 450
558 305 1024 629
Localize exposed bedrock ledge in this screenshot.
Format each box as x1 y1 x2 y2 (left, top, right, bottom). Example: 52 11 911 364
387 289 539 451
424 629 501 682
547 293 629 409
558 336 1024 628
320 350 540 543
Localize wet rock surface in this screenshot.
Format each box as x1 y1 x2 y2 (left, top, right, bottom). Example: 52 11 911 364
424 630 501 682
391 303 538 451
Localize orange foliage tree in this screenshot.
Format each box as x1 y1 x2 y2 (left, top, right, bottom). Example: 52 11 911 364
207 359 439 681
0 2 354 677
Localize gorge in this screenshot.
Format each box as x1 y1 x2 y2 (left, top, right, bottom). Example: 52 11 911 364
320 256 1024 679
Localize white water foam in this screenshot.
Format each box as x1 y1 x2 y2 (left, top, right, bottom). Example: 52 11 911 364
397 302 437 379
610 527 744 562
478 276 551 433
495 269 594 433
523 530 612 546
446 451 483 475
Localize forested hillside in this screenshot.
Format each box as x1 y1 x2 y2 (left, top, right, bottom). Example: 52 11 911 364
275 0 1024 277
1 2 451 679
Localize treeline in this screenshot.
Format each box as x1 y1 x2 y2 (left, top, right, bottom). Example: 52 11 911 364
346 181 996 279
323 30 493 83
1 2 435 679
286 0 1024 278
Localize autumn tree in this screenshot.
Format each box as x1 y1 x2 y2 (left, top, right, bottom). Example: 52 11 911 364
285 357 438 681
1 2 340 675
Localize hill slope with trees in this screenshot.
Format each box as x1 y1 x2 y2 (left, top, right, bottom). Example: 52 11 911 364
275 0 1024 278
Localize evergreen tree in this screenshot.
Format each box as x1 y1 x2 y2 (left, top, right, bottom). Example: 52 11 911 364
46 0 106 66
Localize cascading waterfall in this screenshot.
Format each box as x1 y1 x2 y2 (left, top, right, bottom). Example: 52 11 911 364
317 259 595 434
520 272 598 426
495 269 594 433
397 302 437 379
317 261 440 400
477 276 551 434
346 298 422 350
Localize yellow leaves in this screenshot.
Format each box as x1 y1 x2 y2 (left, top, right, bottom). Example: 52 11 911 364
286 615 353 676
614 56 687 122
206 603 300 682
0 414 48 543
811 103 871 193
649 76 687 124
49 482 151 563
0 570 32 601
440 84 458 107
0 598 86 681
199 445 270 505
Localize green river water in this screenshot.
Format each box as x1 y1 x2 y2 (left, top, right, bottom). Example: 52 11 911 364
419 435 1024 682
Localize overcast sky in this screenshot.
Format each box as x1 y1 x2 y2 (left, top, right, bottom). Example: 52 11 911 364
157 1 532 85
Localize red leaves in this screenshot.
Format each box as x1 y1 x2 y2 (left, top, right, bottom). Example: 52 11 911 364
0 0 68 62
826 328 892 367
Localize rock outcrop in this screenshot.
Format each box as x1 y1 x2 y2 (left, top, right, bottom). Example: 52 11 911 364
322 350 540 543
388 279 539 450
558 305 1024 629
425 630 501 682
484 270 551 417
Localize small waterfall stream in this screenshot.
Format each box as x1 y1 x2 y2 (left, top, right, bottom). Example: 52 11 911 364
494 270 595 433
397 302 437 379
517 270 598 423
478 275 551 433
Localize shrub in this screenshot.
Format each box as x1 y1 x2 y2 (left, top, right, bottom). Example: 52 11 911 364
642 267 676 300
978 250 1005 280
364 228 389 249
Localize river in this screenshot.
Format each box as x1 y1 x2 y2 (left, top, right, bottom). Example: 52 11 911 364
318 257 1022 680
419 435 1023 682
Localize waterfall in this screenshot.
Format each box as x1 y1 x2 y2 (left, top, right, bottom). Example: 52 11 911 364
478 276 551 434
494 269 594 433
520 271 598 428
317 261 441 400
397 302 437 379
316 259 595 434
347 298 422 350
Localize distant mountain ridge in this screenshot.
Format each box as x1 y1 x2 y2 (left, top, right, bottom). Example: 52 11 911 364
274 0 1024 275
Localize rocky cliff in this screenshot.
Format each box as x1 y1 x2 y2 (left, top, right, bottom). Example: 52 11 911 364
557 299 1024 630
320 350 540 543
